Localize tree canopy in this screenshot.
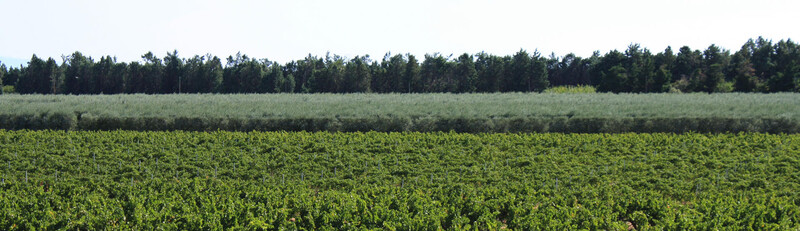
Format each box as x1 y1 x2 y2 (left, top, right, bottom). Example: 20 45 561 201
2 37 799 94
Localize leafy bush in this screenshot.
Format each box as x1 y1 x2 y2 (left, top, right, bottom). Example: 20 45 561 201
544 85 596 93
1 85 15 94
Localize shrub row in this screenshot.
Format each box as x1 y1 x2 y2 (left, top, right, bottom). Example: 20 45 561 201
1 112 798 133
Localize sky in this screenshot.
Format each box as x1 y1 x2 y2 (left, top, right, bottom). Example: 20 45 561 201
1 0 799 67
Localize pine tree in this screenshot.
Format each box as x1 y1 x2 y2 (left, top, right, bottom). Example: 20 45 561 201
454 53 477 93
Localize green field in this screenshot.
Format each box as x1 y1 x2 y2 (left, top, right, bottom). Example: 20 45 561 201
2 93 799 133
1 130 798 229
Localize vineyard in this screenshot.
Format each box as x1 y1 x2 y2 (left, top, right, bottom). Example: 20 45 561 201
1 130 798 229
2 93 800 133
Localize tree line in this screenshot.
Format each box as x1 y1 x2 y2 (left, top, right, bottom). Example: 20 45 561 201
1 37 798 94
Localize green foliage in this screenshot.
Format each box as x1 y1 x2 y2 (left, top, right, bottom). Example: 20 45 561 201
16 55 58 94
599 65 628 92
344 56 371 93
0 130 798 229
1 86 15 94
0 93 799 133
454 53 477 93
544 85 596 93
0 63 5 92
7 37 800 94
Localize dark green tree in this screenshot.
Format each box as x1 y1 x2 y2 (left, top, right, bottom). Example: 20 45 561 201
547 53 592 87
92 56 124 94
204 55 224 93
598 65 628 93
404 54 421 93
505 49 531 92
731 52 760 92
454 53 477 93
141 52 163 94
312 54 344 93
371 54 390 93
162 50 184 93
701 45 731 92
3 66 22 90
277 71 295 93
673 46 702 80
653 65 672 92
420 53 454 92
654 46 676 71
344 56 371 93
751 37 775 82
592 50 625 92
769 39 800 92
183 55 221 93
262 62 285 93
292 55 324 93
384 54 407 93
17 55 56 94
124 62 145 93
704 64 726 92
475 52 504 92
624 44 656 92
109 61 126 94
529 53 549 92
0 63 4 94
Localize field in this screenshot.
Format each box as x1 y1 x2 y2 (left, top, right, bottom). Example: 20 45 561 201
2 93 800 133
1 130 798 229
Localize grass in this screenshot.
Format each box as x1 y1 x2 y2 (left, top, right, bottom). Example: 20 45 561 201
1 93 799 132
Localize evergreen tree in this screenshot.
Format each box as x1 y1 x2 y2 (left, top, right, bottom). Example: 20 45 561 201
205 55 224 93
17 55 53 94
475 52 504 92
293 55 323 93
529 53 549 92
317 54 345 93
141 52 163 94
769 39 800 92
0 63 4 94
344 56 371 93
162 50 184 93
653 65 672 92
599 65 627 93
624 44 655 92
704 64 726 92
4 66 22 90
454 53 477 93
731 52 759 92
384 54 407 93
371 54 390 93
654 46 676 71
506 49 531 92
263 63 284 93
673 46 702 80
751 37 775 82
420 53 454 92
405 54 421 93
109 61 126 94
592 50 625 92
125 62 145 93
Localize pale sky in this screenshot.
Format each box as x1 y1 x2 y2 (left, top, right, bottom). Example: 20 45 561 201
1 0 798 67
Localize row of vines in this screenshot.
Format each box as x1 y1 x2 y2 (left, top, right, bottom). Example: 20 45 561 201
0 130 798 229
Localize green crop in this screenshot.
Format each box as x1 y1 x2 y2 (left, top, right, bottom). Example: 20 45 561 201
0 130 798 229
1 93 799 133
